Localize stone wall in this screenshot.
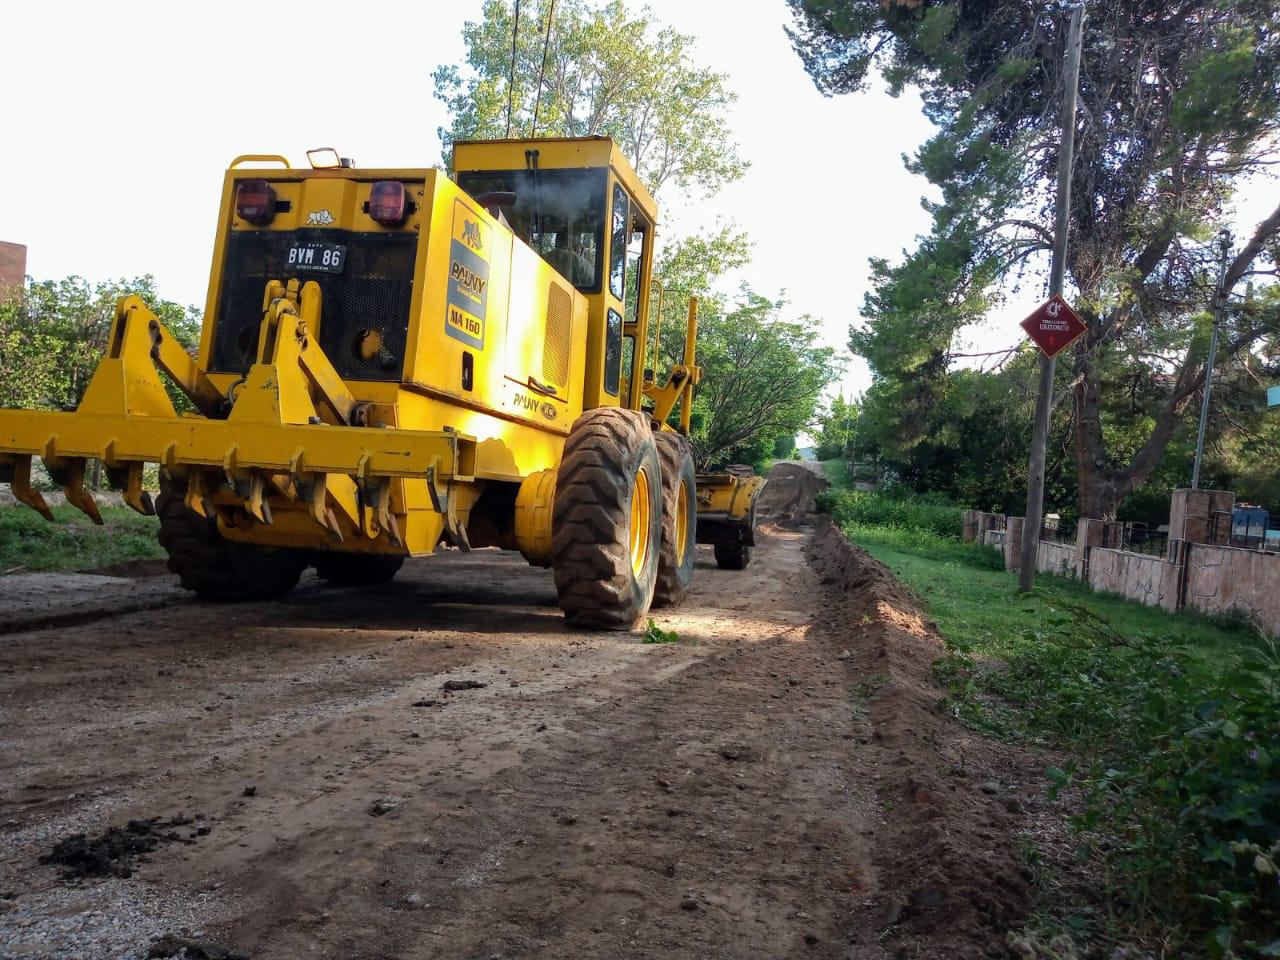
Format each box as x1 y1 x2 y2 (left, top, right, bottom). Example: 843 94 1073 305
962 511 1005 544
1087 547 1180 612
1185 544 1280 635
1035 539 1077 578
960 489 1280 636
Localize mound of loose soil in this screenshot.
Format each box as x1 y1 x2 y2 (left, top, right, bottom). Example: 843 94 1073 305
808 519 1035 957
756 461 829 523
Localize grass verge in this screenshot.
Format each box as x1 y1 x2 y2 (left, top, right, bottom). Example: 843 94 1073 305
823 489 1280 959
0 504 164 574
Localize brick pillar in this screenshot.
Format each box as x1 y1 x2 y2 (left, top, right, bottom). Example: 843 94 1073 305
975 512 992 544
1005 517 1025 572
1170 488 1235 546
1075 518 1106 578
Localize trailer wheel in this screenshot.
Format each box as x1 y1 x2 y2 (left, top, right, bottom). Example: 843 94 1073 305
156 485 306 601
552 408 662 630
314 553 405 586
652 432 696 607
714 542 751 570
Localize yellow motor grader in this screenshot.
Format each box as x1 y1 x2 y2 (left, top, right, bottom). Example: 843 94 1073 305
0 137 763 629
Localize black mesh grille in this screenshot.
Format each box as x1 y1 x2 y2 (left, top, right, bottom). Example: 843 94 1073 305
210 229 418 381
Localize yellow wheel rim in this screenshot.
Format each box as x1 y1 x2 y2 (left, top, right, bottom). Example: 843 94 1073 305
675 478 690 563
629 466 652 578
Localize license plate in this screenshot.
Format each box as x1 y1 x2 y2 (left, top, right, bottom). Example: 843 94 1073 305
286 242 346 274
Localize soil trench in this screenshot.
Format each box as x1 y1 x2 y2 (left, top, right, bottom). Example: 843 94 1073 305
0 462 1033 959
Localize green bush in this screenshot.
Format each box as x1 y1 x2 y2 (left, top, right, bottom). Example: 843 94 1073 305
944 605 1280 957
818 487 963 542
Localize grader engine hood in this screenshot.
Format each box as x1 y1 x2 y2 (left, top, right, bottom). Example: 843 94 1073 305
207 170 426 384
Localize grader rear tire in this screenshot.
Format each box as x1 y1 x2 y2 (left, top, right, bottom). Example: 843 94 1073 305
314 553 405 586
156 486 307 601
652 432 696 607
552 408 662 630
714 542 751 570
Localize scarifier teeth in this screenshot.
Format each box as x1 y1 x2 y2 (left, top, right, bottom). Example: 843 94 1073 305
244 472 271 525
184 471 212 518
107 462 156 517
5 455 53 521
45 456 103 525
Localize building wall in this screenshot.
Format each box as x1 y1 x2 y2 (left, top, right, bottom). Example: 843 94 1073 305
0 241 26 294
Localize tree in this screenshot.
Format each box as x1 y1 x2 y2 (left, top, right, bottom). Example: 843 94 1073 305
790 0 1280 518
0 275 201 411
813 394 858 461
692 291 837 468
434 0 746 197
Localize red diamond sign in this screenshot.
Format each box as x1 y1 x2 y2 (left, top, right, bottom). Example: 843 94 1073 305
1021 294 1085 359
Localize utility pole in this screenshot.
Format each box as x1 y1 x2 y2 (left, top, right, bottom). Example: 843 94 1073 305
1191 230 1233 489
1019 2 1085 592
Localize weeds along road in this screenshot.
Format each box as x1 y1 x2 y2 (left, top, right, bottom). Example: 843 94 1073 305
0 463 1031 959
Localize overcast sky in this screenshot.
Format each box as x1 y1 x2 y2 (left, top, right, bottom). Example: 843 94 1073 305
2 0 1274 402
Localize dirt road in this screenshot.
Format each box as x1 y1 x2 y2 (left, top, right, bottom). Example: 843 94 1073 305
0 462 1034 959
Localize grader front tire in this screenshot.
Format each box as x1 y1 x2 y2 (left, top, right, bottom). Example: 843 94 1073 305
156 486 306 602
652 433 697 607
552 408 662 630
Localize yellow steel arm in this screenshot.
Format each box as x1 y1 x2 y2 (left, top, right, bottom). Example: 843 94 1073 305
643 296 701 433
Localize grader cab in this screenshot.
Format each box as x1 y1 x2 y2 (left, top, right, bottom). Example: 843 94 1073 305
0 136 763 629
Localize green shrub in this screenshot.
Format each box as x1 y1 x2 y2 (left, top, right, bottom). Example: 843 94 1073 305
818 488 962 542
940 598 1280 957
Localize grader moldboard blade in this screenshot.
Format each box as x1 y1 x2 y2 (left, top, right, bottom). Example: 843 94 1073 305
694 467 765 570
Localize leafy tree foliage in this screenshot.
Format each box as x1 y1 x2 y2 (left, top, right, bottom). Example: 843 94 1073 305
434 0 746 197
813 394 858 461
693 292 836 469
0 276 200 411
790 0 1280 518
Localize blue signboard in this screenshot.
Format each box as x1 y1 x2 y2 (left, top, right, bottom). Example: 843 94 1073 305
1270 386 1280 408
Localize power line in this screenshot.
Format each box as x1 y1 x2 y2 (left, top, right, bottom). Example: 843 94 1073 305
505 0 522 139
531 0 557 138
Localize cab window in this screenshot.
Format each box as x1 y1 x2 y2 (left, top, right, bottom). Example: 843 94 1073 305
457 168 606 291
609 183 628 300
605 309 623 396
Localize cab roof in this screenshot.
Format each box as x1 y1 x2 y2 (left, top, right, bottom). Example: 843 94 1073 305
451 136 658 226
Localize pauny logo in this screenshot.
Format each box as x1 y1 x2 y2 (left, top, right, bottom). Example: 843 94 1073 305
450 260 487 299
461 219 484 252
539 402 558 422
307 210 335 226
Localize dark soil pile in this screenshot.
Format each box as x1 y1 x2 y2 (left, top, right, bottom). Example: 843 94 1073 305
808 519 1035 958
41 815 200 879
